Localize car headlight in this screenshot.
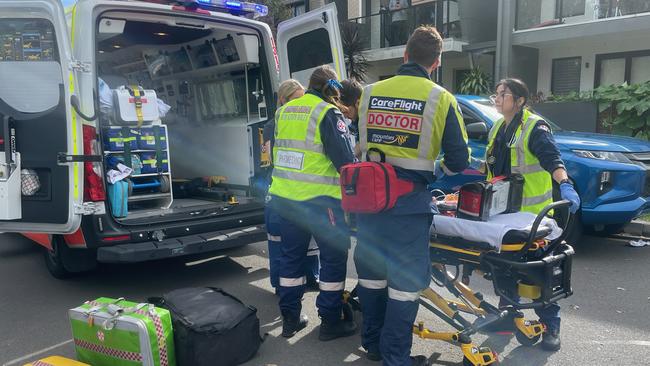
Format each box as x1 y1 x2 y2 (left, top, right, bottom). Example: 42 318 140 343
572 150 633 164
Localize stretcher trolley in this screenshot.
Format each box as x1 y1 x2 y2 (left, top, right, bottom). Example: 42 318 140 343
345 200 575 366
423 200 574 365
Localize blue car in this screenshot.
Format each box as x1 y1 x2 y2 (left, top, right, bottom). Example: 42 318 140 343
433 95 650 240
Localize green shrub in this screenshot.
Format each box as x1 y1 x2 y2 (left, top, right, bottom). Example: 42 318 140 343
545 81 650 140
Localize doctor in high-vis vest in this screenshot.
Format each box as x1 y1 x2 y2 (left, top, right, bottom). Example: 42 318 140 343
355 26 470 365
268 65 357 340
482 78 580 351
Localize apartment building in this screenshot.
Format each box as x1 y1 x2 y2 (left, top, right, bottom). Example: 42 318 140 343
289 0 650 94
500 0 650 96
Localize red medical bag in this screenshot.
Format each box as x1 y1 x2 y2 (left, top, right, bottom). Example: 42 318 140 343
340 149 415 213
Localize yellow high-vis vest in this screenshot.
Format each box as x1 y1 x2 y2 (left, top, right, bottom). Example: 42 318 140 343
486 109 553 214
358 75 466 172
269 93 341 201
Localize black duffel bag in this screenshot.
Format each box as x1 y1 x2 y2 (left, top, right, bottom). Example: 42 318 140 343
152 287 263 366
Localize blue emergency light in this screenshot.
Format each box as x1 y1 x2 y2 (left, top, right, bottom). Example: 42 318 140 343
190 0 268 17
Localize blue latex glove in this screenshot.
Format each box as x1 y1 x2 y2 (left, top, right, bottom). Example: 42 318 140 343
434 160 445 180
560 182 580 214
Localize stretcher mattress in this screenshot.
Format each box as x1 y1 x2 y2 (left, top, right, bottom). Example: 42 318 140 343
430 212 562 252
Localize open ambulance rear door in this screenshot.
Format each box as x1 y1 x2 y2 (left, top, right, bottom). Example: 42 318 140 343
0 0 86 234
276 2 347 86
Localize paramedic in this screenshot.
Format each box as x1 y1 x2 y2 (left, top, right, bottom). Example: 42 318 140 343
268 65 357 340
481 77 580 351
355 26 470 365
262 79 320 294
340 78 363 158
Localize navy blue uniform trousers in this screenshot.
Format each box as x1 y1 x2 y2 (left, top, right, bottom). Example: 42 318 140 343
354 212 432 366
265 205 319 288
276 200 351 322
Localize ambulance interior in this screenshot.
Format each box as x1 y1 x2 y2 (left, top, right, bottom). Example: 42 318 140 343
95 14 270 223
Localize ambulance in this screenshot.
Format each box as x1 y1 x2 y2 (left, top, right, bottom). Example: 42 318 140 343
0 0 346 277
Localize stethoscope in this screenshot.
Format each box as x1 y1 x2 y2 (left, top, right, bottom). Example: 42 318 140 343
487 117 523 166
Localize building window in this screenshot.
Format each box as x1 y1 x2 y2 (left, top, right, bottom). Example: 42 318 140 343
516 0 541 30
630 55 650 84
551 57 581 95
599 58 625 86
595 50 650 87
557 0 586 18
293 3 305 16
326 0 348 22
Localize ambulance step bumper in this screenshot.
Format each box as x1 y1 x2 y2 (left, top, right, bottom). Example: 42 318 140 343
97 225 266 263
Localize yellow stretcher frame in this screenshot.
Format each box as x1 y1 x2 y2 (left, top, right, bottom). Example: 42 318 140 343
346 201 575 366
410 259 546 366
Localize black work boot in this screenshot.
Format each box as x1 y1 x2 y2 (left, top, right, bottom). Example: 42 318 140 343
410 355 429 366
365 345 382 362
281 314 308 338
541 328 561 351
318 318 357 341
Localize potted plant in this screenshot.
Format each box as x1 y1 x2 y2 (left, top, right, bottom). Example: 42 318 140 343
458 67 491 95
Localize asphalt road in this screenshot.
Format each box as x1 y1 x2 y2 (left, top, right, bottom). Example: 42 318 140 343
1 233 650 366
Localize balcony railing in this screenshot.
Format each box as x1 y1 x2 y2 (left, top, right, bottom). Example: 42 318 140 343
516 0 650 31
341 0 462 52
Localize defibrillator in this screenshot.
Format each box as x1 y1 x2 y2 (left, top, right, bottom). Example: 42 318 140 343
456 174 524 221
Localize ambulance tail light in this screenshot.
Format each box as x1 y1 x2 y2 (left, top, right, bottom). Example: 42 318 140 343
83 125 106 202
101 234 131 243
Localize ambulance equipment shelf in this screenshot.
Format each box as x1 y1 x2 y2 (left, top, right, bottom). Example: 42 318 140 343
131 172 171 178
128 193 171 202
102 124 173 213
105 149 166 154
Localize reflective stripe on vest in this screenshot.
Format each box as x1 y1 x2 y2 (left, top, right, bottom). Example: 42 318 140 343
274 101 331 152
272 169 340 186
269 94 341 201
486 110 553 214
522 190 553 207
358 76 450 172
512 115 546 175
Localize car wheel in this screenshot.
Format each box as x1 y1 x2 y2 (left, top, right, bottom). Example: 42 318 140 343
44 237 73 279
43 236 97 279
591 223 626 237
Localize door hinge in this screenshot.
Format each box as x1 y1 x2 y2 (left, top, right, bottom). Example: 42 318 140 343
58 153 102 164
74 202 106 216
69 60 92 73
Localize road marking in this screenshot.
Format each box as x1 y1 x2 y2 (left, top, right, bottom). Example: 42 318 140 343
588 340 650 347
185 254 226 266
2 339 73 366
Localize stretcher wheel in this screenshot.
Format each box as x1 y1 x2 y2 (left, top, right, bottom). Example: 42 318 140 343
159 175 171 193
515 330 541 346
